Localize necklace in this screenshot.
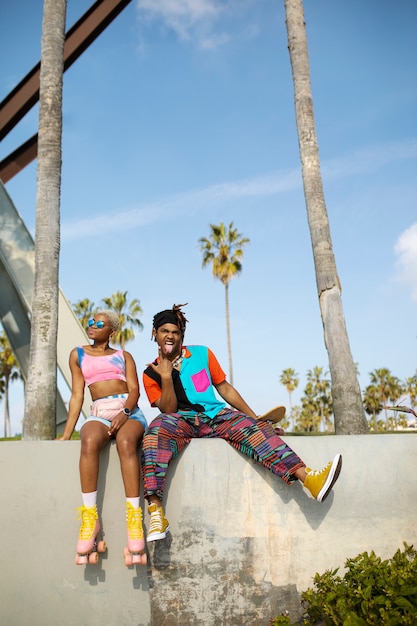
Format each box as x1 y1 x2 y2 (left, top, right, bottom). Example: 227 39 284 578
172 349 184 369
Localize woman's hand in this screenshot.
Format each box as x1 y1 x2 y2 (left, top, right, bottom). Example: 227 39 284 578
107 411 129 437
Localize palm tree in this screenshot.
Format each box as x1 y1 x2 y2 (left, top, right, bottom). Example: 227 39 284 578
280 368 299 411
101 291 143 349
306 366 333 431
362 384 383 431
72 298 97 329
404 372 417 413
369 368 404 427
23 0 67 440
0 332 23 437
199 222 249 385
284 0 367 434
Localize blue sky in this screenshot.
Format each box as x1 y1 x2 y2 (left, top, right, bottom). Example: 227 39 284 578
1 0 417 435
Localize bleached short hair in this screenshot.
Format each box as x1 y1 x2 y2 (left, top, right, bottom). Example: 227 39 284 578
96 310 120 332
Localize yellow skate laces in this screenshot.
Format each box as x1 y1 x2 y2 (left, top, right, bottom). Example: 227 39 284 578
76 505 98 540
126 504 144 540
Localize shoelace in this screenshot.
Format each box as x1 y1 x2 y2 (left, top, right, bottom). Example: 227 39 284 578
77 506 97 540
127 506 143 540
149 510 163 534
306 461 331 477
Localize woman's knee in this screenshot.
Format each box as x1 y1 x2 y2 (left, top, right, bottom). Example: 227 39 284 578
116 434 140 458
80 428 107 455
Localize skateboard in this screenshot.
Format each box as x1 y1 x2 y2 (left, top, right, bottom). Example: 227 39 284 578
257 405 286 424
124 546 147 566
75 536 106 565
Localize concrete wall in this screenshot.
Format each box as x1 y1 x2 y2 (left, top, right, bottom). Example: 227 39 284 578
0 435 416 626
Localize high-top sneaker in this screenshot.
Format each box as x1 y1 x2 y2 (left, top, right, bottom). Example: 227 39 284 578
303 454 342 502
147 503 170 542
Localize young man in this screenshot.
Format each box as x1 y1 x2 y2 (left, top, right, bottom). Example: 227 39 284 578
142 304 342 542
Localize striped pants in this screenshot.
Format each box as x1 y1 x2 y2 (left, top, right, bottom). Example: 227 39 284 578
141 409 305 501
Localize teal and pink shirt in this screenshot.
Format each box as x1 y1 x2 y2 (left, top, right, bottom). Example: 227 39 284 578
143 345 227 419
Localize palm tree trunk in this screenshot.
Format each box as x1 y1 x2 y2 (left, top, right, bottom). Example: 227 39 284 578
224 282 234 385
284 0 368 434
23 0 67 439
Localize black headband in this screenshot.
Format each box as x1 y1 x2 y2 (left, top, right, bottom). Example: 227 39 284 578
153 310 180 331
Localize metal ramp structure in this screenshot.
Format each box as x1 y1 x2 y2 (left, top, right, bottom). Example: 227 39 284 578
0 1 133 430
0 180 91 427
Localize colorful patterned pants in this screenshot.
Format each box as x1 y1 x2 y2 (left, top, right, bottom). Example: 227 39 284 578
141 409 306 501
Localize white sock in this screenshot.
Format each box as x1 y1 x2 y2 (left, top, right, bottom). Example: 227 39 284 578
126 497 140 508
82 491 97 507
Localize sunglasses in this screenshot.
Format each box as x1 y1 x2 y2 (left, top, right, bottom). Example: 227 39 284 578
87 318 105 329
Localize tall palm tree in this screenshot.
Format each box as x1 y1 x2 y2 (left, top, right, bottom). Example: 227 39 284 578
284 0 367 434
101 291 143 349
199 222 249 385
280 368 299 411
0 332 23 437
72 298 97 329
23 0 67 440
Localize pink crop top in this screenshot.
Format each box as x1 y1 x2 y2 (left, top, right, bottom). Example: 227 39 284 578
77 347 127 386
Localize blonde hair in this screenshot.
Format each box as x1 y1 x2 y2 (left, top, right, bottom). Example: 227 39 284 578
96 310 120 332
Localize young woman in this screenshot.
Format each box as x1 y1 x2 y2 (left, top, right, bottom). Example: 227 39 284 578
59 310 147 565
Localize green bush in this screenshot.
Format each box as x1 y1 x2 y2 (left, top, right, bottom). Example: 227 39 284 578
270 543 417 626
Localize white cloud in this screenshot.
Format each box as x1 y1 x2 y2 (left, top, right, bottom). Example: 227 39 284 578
61 167 301 241
395 223 417 301
62 139 417 242
136 0 255 49
137 0 223 42
322 139 417 182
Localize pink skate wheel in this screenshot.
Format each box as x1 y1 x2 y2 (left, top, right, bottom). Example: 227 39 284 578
76 554 88 565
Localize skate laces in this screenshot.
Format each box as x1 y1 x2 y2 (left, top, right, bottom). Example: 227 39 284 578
77 505 98 540
306 461 331 477
126 504 143 540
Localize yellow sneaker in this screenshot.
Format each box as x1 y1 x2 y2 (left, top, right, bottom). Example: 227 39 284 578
304 454 342 502
147 503 170 542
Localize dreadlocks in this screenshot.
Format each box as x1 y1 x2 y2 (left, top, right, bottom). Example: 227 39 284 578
152 303 188 339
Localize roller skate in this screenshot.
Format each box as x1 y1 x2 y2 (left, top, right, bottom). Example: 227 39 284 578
75 504 106 565
124 503 147 566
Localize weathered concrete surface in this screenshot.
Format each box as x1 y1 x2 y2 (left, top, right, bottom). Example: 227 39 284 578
0 435 416 625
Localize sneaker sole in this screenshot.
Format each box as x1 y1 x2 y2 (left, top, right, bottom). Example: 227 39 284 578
146 525 170 542
317 454 342 502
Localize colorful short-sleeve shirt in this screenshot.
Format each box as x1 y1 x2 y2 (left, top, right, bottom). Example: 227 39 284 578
143 345 227 419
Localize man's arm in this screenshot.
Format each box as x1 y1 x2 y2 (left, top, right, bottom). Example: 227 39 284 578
214 380 257 419
146 353 178 413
